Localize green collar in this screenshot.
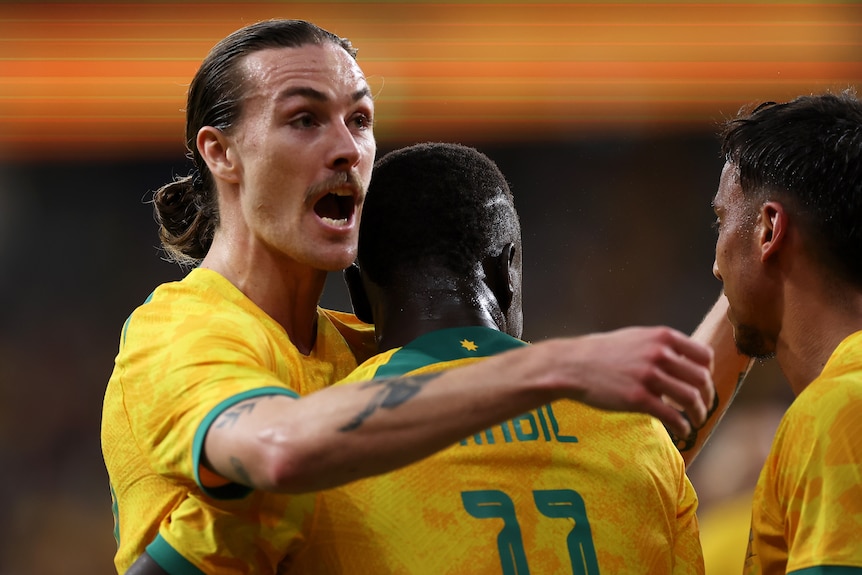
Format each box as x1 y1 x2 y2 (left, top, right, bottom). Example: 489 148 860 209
373 326 526 379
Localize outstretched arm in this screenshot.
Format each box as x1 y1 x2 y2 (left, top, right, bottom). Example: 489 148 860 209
203 325 715 493
673 292 753 467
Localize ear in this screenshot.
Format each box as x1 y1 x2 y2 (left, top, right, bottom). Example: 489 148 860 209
344 263 374 324
489 243 516 314
758 201 788 262
197 126 240 184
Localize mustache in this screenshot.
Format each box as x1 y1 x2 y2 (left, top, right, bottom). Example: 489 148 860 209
307 171 364 197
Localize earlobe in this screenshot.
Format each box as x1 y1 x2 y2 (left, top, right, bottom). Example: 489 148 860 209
197 126 239 184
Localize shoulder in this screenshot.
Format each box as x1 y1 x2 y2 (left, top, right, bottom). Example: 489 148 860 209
785 356 862 434
320 308 376 362
118 270 284 368
768 368 862 482
337 348 402 385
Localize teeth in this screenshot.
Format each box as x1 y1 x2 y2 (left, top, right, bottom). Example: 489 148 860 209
321 216 349 227
331 188 352 197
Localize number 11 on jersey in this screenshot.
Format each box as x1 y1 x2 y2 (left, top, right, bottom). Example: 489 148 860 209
462 489 600 575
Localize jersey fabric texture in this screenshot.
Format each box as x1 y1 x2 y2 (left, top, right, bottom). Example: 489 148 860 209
288 326 705 575
745 330 862 575
101 267 371 574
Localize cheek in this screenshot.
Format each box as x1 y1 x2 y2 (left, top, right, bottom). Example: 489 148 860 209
713 236 729 276
359 143 376 185
362 137 377 161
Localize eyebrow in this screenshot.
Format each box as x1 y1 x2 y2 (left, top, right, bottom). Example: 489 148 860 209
277 86 372 104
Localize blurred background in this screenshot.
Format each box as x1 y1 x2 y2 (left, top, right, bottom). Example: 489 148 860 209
2 1 859 573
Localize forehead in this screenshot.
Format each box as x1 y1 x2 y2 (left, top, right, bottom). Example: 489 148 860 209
240 43 369 102
714 161 743 209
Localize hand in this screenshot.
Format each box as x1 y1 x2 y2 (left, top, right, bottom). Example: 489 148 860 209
543 326 715 439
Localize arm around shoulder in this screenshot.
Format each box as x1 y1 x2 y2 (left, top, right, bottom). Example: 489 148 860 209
202 324 715 492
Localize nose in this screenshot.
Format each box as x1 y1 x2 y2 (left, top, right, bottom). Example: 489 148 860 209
328 122 362 171
712 259 722 281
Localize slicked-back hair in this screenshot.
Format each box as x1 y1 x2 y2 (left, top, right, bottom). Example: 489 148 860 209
358 142 520 288
721 89 862 287
153 19 356 265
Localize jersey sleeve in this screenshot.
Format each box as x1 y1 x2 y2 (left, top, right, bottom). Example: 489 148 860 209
672 467 706 574
780 387 862 572
147 487 317 575
118 307 295 495
747 368 862 574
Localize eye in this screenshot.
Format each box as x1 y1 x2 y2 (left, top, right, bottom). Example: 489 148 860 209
350 112 372 130
289 114 318 129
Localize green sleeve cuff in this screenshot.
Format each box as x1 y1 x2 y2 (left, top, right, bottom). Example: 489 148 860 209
192 386 299 499
145 534 206 575
791 566 862 574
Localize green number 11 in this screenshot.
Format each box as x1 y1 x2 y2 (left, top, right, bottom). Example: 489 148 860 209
461 489 599 575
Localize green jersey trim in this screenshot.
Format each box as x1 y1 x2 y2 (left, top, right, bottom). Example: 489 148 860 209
146 534 207 575
192 386 299 499
110 482 119 545
372 326 526 379
121 292 154 348
791 567 862 574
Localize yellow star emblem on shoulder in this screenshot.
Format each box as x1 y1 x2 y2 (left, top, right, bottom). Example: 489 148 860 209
460 339 478 352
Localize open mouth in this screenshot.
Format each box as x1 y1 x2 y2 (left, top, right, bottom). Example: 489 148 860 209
314 189 355 227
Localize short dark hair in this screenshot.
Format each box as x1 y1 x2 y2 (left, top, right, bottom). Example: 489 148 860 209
358 142 520 288
153 19 356 265
721 89 862 286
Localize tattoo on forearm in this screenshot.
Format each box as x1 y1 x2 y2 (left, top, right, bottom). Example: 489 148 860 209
340 373 439 432
214 401 258 429
669 367 749 452
669 387 722 452
229 456 253 486
669 417 698 453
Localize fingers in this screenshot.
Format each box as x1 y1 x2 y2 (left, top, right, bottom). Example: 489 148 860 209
651 328 715 427
667 326 715 372
551 326 716 433
647 367 708 429
642 394 693 440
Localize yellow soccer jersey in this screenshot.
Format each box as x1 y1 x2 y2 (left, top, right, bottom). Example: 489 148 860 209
289 326 704 575
101 268 371 574
745 331 862 575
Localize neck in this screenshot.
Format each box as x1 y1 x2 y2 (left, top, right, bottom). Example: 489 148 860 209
373 287 504 352
201 234 327 355
775 274 862 395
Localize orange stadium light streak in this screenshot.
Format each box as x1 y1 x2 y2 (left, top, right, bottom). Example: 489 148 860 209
1 1 861 159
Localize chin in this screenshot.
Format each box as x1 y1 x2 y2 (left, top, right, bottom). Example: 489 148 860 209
315 258 352 273
316 249 357 273
733 323 776 360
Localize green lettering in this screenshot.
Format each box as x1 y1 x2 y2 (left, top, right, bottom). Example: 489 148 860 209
546 403 578 443
513 413 539 442
462 490 530 575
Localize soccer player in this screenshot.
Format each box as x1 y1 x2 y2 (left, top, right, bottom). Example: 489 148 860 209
105 18 742 575
288 142 706 573
712 90 862 574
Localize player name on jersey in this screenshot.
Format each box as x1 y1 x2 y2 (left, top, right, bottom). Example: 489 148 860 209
459 403 577 447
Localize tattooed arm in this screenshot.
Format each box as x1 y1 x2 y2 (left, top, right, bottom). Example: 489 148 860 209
673 292 753 468
202 324 715 494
